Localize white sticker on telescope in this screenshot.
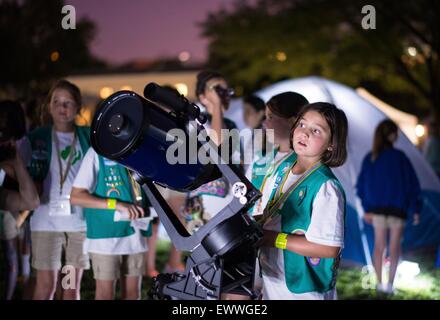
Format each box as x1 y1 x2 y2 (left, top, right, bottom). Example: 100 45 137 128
232 182 247 198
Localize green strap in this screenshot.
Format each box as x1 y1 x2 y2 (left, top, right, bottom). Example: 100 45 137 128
261 161 323 226
263 152 297 208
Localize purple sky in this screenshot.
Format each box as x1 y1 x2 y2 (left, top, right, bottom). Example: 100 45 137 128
68 0 237 64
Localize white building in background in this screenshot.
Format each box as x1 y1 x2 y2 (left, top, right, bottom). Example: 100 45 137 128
68 68 200 125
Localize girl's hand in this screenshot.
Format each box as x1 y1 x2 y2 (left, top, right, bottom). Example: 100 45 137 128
200 93 223 115
116 202 144 220
257 229 279 248
364 212 374 224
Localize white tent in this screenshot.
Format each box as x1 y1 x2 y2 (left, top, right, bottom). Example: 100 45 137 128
356 88 420 145
225 76 440 265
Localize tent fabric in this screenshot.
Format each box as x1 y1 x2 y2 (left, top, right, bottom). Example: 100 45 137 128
225 76 440 265
356 88 419 144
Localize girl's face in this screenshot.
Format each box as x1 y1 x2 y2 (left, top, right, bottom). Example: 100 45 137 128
292 110 332 162
243 102 265 129
49 88 78 125
263 107 293 140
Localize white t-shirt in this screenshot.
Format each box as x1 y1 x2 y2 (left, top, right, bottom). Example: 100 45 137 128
20 131 87 232
199 119 242 220
245 151 290 216
260 171 345 300
72 148 148 255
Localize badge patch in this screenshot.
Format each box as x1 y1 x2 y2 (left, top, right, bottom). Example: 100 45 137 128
308 257 321 266
297 186 307 205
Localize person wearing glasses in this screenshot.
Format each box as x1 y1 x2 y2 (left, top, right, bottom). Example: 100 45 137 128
181 71 241 226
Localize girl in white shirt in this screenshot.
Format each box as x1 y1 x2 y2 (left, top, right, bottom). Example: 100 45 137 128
22 80 91 300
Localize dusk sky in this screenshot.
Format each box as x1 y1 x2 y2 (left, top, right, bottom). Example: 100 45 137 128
69 0 238 65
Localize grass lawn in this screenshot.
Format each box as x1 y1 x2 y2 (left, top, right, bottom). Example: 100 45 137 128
1 240 439 300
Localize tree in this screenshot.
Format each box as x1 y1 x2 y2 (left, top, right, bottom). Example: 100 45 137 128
0 0 105 99
200 0 440 120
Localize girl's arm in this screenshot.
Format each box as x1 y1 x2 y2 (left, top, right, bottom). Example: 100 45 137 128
210 101 224 145
258 230 341 259
0 147 40 211
70 187 144 220
200 93 224 145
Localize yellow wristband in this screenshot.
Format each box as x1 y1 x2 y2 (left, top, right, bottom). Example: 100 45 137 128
275 233 288 250
107 198 117 210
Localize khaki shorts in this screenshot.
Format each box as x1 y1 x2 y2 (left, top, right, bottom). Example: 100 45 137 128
0 211 19 240
31 231 90 271
90 252 145 281
372 215 405 229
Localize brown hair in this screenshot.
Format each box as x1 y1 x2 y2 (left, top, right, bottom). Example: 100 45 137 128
195 70 225 97
266 91 309 119
371 119 398 161
40 79 82 126
291 102 348 167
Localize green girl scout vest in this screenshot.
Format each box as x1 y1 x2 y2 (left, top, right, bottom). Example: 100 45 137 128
249 148 297 215
267 164 346 294
27 125 90 181
83 155 152 239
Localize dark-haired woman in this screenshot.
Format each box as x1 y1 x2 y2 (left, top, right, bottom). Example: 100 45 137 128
356 119 421 294
191 70 240 220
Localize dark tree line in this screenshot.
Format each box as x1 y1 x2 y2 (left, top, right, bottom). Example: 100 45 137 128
0 0 105 99
200 0 440 120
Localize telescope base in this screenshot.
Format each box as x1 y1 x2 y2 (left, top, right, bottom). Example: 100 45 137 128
148 245 259 300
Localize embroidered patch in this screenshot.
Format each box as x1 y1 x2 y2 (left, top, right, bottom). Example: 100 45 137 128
106 188 121 197
308 257 321 266
297 186 307 205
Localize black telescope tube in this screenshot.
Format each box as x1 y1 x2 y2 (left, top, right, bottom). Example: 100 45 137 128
143 83 201 120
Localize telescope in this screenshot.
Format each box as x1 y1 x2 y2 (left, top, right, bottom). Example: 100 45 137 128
90 83 262 300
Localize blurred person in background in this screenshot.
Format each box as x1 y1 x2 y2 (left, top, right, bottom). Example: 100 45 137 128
242 94 266 172
0 100 40 299
357 119 422 294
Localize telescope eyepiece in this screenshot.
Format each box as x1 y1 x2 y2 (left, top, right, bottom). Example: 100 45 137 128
144 82 203 122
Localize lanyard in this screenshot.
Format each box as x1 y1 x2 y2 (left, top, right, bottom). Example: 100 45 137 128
260 160 322 226
254 149 294 213
53 130 77 196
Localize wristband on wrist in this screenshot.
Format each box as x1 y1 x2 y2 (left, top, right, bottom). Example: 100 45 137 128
107 198 117 210
275 233 288 250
